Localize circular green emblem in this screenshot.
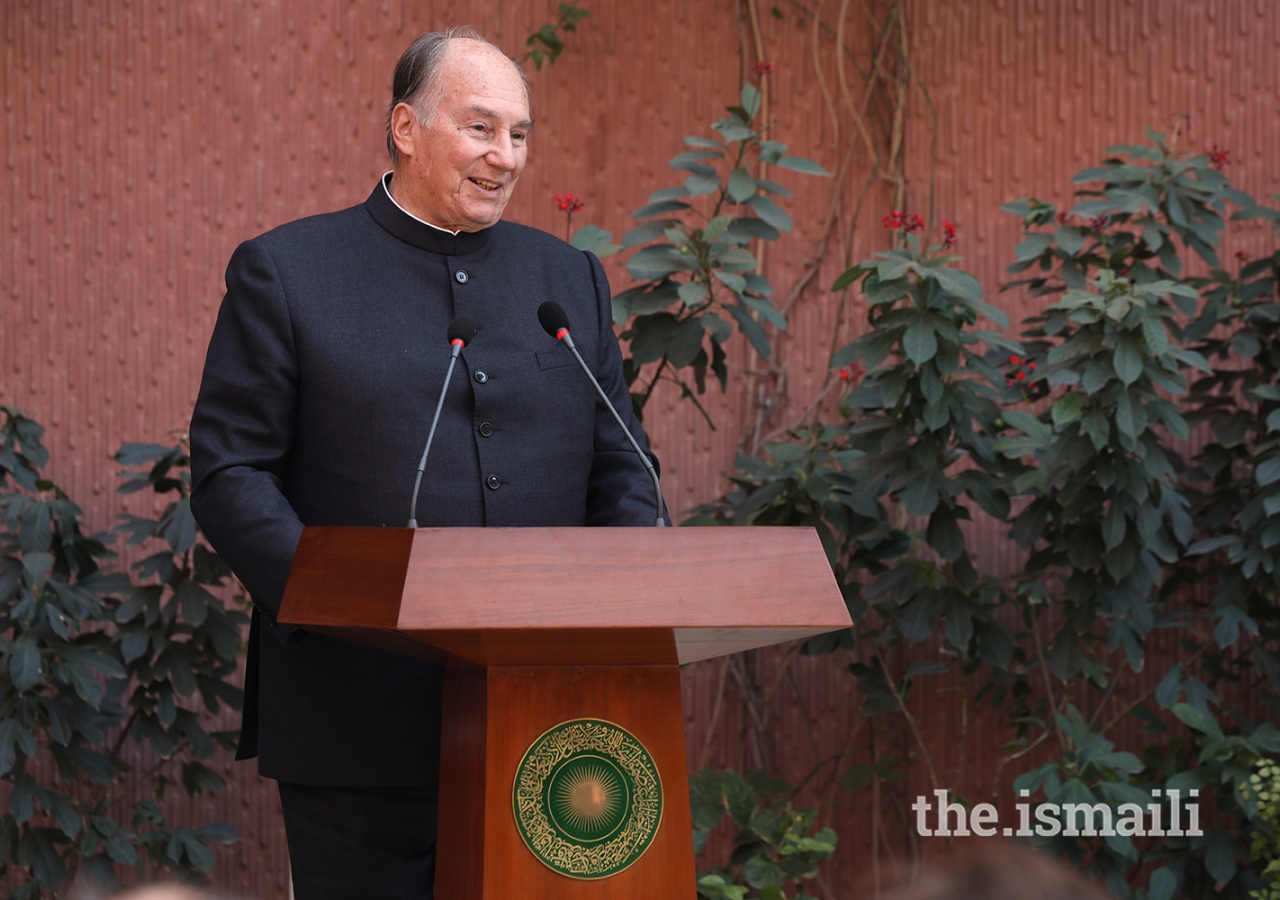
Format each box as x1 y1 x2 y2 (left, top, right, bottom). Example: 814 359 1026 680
513 718 663 879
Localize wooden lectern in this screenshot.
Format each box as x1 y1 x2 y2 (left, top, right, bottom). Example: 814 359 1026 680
279 526 850 899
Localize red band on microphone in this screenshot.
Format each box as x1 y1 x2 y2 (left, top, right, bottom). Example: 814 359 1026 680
451 338 465 348
556 327 570 341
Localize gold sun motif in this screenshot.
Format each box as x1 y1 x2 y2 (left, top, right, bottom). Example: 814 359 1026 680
553 762 620 831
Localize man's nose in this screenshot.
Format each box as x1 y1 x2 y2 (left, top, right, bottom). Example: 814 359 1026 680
486 132 518 171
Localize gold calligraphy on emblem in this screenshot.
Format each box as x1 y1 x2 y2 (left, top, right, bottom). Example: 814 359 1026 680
513 719 663 879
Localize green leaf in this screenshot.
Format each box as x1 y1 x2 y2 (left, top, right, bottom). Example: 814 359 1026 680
1113 336 1143 386
903 316 938 365
740 84 762 119
1141 316 1169 356
746 195 793 233
727 168 757 203
1205 828 1237 886
774 155 830 176
901 469 941 517
686 171 721 196
667 318 707 368
625 246 695 280
741 295 788 331
701 312 733 343
831 266 866 292
1256 455 1280 486
1015 232 1054 261
1171 702 1223 738
726 303 772 358
632 199 692 220
1148 868 1177 900
702 215 734 243
1055 225 1085 256
932 268 987 306
744 857 787 889
570 224 619 257
722 771 757 826
725 217 781 243
621 220 676 249
678 281 709 306
713 270 747 295
10 633 42 693
1051 392 1088 428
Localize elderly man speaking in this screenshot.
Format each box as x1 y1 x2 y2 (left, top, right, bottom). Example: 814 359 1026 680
189 27 661 899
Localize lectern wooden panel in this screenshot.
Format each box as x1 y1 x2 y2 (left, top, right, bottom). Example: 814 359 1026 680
279 526 849 899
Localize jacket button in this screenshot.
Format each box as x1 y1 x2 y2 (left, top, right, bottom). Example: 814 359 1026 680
474 370 488 383
455 270 469 284
478 422 493 437
486 474 500 490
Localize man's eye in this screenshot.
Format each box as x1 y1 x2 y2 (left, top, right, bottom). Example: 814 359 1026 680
512 132 527 144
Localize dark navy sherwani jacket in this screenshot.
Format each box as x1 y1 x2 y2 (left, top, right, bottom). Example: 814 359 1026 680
189 178 659 787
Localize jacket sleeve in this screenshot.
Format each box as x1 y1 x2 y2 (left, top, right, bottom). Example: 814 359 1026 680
190 238 305 622
582 251 668 526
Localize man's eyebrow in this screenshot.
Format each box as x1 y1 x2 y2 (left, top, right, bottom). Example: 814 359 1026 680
460 106 534 130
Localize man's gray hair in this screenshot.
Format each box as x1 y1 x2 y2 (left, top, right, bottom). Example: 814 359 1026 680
385 27 530 163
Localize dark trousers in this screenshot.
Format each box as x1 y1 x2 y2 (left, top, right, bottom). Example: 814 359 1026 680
278 782 439 900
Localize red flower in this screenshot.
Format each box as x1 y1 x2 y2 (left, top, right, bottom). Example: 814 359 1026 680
1208 144 1230 170
555 193 585 213
1056 211 1069 224
837 362 865 384
751 61 778 76
941 220 957 248
1003 354 1036 387
883 210 904 230
904 213 925 233
1087 213 1110 231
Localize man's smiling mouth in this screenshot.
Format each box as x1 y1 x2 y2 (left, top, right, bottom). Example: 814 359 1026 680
469 177 502 191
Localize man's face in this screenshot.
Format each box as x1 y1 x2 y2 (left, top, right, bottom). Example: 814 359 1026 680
390 40 531 233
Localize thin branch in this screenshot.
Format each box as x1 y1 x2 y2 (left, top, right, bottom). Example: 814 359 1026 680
698 655 735 769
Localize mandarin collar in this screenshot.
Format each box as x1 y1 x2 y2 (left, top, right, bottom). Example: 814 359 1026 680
364 176 493 256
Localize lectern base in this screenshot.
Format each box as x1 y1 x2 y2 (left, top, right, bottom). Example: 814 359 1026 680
435 665 696 899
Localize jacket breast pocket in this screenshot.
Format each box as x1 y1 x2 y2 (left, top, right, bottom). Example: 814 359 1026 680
536 349 577 371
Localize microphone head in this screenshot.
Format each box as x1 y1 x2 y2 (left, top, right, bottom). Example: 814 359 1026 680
447 314 478 346
537 301 571 338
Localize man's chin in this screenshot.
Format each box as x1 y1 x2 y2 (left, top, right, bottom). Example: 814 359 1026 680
458 205 508 232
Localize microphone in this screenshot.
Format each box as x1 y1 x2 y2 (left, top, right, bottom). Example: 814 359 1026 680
408 314 478 527
537 301 667 527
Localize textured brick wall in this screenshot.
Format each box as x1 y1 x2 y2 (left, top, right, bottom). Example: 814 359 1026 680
3 0 1278 896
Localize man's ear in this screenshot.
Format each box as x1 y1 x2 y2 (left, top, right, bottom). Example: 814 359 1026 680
390 102 419 160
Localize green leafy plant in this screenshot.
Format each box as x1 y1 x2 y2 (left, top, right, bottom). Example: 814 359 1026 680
522 2 590 70
1245 758 1280 900
611 84 827 422
692 131 1280 900
690 768 836 900
0 408 243 896
994 267 1203 679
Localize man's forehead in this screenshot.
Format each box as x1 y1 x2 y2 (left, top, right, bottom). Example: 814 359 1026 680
440 39 529 99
